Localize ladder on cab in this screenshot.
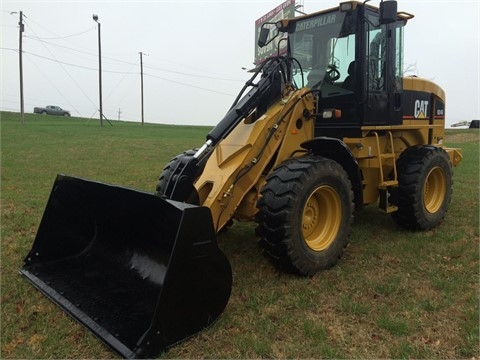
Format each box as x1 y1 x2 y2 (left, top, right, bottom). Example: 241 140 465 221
374 131 398 213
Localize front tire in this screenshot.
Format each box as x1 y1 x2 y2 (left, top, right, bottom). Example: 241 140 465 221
156 149 198 197
391 145 453 230
257 156 354 276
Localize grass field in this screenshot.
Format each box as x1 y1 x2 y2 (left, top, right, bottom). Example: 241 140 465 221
1 111 478 359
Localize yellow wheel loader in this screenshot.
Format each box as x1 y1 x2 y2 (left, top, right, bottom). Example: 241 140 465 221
21 1 462 358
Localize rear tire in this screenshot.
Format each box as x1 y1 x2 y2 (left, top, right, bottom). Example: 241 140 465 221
256 156 354 276
391 145 453 230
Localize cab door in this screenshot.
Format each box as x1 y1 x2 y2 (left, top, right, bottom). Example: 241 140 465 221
362 15 403 126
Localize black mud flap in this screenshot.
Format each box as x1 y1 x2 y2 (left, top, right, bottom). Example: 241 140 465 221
20 175 232 359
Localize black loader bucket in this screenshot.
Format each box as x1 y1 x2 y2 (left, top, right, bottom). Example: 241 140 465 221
20 175 232 358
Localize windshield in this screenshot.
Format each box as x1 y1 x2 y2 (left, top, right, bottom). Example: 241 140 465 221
289 11 356 93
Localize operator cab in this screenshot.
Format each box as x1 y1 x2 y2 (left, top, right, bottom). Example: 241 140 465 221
259 1 410 138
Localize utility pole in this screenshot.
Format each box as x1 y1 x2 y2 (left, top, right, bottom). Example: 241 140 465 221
139 51 145 126
18 11 25 125
117 108 121 120
93 14 103 126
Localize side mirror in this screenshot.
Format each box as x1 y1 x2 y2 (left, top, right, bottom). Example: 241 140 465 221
257 22 280 48
379 1 398 24
258 27 270 48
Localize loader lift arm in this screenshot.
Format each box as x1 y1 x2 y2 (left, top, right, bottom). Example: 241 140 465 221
160 56 300 204
158 54 319 233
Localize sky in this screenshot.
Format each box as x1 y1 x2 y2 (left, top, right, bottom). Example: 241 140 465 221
1 0 479 127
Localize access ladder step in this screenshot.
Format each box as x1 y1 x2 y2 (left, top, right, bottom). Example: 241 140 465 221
378 186 398 213
379 180 398 188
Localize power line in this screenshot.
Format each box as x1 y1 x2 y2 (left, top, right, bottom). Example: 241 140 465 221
114 76 140 112
26 26 95 40
24 53 83 116
143 64 244 82
0 47 19 52
17 41 243 83
23 20 99 110
24 50 138 74
25 36 140 66
144 73 235 97
24 36 244 82
25 35 98 57
22 18 243 82
147 53 241 79
4 47 237 96
22 14 98 55
105 60 139 100
14 13 245 83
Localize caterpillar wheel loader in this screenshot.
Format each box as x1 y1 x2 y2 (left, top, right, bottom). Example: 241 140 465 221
21 1 462 358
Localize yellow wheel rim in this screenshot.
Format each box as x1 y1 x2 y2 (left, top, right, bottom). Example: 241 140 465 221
302 185 341 252
424 166 446 214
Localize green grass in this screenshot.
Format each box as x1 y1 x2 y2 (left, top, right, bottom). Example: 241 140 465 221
1 112 479 359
